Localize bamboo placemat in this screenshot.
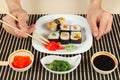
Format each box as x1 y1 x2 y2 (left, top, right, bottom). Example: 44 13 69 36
0 14 120 80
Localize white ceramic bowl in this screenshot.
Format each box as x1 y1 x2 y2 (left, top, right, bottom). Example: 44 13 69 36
8 50 34 72
91 51 118 74
41 55 81 74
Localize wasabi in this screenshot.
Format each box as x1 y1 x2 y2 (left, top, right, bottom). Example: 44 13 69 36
47 60 71 71
65 44 76 51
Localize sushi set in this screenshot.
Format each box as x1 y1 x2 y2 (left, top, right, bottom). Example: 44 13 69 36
32 14 93 54
47 17 82 44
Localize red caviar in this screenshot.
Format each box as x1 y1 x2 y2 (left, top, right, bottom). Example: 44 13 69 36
44 41 64 51
12 56 32 68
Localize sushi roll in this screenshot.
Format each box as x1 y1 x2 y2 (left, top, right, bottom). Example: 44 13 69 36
71 25 81 32
70 32 82 43
60 25 70 32
47 17 66 31
48 32 59 42
60 32 70 44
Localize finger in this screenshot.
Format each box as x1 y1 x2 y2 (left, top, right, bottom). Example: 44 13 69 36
15 13 30 38
3 23 28 38
104 16 113 34
2 16 18 36
28 24 35 34
17 24 35 38
3 16 28 38
96 17 108 40
17 13 29 32
17 25 35 38
88 18 99 37
2 24 17 37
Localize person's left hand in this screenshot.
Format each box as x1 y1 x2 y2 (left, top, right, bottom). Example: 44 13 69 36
87 6 113 40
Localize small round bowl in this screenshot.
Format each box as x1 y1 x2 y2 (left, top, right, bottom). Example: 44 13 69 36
91 51 118 74
8 50 34 72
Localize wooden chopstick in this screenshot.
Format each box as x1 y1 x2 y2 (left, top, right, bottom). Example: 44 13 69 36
34 31 49 43
0 61 9 66
0 6 18 20
0 6 49 43
0 20 47 45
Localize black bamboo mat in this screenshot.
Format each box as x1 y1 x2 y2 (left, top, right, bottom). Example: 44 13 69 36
0 14 120 80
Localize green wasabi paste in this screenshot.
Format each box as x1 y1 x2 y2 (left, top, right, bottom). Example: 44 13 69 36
47 60 71 71
65 44 76 51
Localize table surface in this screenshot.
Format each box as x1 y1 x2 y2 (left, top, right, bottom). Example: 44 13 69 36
0 14 120 80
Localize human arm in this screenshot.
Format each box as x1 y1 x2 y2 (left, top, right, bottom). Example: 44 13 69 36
87 0 113 40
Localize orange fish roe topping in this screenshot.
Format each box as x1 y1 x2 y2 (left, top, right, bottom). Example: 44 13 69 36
12 56 32 68
63 25 68 28
74 34 80 39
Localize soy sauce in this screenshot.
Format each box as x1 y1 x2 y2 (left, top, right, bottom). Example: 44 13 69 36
93 55 115 71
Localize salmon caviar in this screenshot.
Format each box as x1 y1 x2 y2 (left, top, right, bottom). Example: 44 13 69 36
12 56 32 68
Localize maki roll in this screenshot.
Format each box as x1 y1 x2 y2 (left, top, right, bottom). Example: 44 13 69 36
60 32 70 44
71 25 81 32
60 25 70 32
70 32 82 43
48 32 59 42
47 17 66 31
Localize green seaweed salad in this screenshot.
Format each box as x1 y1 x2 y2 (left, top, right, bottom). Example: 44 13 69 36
46 60 71 71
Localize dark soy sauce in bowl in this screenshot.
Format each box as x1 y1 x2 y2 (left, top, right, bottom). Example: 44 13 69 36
93 55 115 71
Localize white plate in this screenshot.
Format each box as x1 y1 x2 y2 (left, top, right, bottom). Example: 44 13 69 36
32 14 93 54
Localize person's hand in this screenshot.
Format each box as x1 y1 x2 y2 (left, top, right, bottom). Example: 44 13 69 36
2 9 35 38
87 6 113 40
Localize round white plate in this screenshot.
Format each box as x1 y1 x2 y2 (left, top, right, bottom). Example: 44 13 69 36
32 14 93 54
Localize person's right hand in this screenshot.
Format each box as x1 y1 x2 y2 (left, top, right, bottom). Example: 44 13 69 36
2 9 35 38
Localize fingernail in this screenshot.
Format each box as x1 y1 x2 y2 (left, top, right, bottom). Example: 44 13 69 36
96 37 99 40
93 32 98 37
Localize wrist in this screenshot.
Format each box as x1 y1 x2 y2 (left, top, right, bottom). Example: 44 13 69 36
89 0 102 9
6 0 22 12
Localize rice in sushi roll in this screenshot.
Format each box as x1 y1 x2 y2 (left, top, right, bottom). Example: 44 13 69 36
70 32 82 43
48 32 59 42
47 17 66 31
60 32 70 44
60 25 70 32
71 25 81 32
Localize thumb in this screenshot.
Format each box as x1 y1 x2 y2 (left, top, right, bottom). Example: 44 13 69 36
28 24 35 34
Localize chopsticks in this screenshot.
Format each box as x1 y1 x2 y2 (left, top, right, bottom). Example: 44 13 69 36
0 6 18 21
34 31 49 43
0 20 47 44
0 6 49 44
